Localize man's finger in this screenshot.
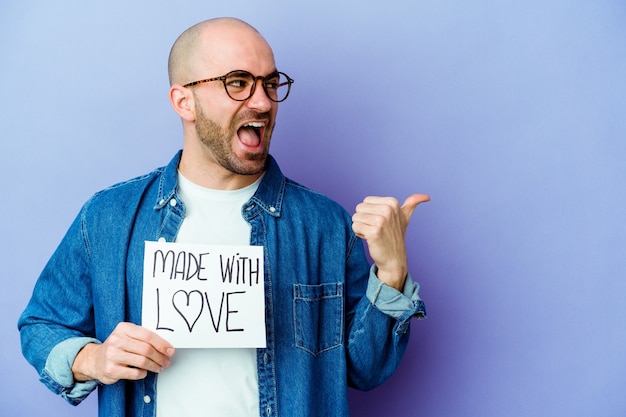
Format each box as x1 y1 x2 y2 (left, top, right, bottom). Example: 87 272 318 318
401 193 430 221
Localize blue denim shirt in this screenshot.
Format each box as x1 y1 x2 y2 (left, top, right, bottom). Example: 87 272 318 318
19 151 425 417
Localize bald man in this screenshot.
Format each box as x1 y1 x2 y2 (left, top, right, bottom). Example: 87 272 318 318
19 18 428 417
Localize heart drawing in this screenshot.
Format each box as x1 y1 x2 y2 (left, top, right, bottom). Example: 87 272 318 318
172 289 204 332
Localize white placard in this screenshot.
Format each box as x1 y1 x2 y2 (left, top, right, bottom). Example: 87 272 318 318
142 241 266 348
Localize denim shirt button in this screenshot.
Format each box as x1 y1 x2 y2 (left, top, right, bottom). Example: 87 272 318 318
169 199 177 207
269 206 276 213
143 395 152 404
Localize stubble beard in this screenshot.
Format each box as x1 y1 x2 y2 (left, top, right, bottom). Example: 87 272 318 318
194 102 273 176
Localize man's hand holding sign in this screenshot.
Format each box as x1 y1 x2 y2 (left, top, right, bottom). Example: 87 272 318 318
71 322 175 385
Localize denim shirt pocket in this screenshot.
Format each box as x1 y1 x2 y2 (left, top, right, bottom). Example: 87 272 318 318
293 282 344 356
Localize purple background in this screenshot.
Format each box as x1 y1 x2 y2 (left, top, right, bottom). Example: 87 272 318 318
2 2 625 416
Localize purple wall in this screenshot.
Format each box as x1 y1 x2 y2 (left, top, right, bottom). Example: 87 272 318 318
2 2 625 416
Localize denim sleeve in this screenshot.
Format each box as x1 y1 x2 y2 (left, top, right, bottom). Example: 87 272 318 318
366 265 427 320
39 337 101 406
345 255 427 390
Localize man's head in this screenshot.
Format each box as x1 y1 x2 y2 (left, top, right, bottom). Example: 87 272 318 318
168 18 286 189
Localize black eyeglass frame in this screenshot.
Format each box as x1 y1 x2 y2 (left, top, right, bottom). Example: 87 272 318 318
182 70 294 102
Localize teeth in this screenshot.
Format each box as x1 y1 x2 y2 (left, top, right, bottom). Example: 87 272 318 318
244 122 265 128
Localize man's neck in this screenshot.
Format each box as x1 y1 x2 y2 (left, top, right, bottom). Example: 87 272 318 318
178 151 263 190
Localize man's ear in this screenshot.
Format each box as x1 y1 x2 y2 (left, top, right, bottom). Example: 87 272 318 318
169 85 195 122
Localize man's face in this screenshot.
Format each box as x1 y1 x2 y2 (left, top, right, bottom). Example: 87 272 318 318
189 30 279 178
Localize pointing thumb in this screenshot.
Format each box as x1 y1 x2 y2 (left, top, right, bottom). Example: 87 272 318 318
401 193 430 221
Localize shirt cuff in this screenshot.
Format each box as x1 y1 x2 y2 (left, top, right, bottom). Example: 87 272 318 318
42 337 101 405
366 265 426 320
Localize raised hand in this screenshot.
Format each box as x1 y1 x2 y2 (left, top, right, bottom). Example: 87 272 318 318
352 194 430 290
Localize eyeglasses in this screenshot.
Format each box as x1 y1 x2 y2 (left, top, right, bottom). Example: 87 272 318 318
183 70 294 102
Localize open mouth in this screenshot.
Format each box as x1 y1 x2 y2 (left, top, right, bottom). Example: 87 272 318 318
237 121 265 147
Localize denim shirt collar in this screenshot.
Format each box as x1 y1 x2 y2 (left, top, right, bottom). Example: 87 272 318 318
154 149 285 218
248 155 285 218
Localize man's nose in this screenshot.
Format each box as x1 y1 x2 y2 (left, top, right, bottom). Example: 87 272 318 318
246 80 273 112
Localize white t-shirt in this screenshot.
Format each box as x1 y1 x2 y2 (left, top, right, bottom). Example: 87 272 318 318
155 172 262 417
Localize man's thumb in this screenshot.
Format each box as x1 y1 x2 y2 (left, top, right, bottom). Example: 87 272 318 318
401 193 430 221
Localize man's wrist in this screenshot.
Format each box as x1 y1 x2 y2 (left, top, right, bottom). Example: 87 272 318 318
71 342 99 382
375 266 408 291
